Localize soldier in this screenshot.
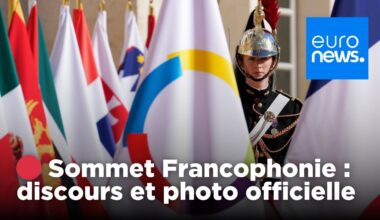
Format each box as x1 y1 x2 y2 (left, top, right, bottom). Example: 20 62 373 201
235 0 302 183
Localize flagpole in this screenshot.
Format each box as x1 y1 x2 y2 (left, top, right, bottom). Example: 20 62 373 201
62 0 69 5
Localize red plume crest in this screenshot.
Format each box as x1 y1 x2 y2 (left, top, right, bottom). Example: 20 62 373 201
262 0 280 30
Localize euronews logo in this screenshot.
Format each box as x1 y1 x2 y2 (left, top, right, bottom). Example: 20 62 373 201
306 17 368 79
311 35 365 63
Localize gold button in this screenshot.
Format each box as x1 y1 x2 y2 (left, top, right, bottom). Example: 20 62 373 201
271 128 279 135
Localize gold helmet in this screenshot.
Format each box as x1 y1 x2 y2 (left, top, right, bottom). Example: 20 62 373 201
236 0 280 82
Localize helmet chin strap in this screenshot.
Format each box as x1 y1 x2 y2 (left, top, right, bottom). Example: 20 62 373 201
235 54 267 82
236 63 270 83
246 72 271 82
238 60 274 83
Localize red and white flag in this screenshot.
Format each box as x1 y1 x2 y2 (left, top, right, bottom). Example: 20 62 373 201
50 3 112 174
92 8 128 149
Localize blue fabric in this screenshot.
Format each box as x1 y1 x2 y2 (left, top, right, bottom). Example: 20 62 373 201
122 57 183 146
307 0 380 98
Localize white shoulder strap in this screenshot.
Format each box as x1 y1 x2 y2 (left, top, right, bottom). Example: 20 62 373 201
249 93 290 146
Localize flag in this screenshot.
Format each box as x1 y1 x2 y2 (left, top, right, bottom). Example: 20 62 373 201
8 0 59 188
0 3 37 168
0 98 8 144
73 5 116 158
0 97 20 217
118 0 261 217
0 8 41 218
145 1 156 49
50 3 112 175
50 4 112 218
280 0 380 219
92 7 128 148
51 4 113 218
118 9 145 109
27 0 82 218
26 0 72 166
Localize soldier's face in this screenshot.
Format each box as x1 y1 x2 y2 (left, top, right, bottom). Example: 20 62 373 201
241 55 273 80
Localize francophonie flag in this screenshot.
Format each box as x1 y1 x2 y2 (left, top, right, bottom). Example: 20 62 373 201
115 0 262 218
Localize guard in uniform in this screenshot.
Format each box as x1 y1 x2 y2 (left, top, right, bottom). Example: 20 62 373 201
235 0 302 177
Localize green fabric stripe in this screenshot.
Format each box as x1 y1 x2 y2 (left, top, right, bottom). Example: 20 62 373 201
38 17 66 138
0 10 19 96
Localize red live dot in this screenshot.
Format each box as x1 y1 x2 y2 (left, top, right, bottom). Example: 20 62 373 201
16 155 42 181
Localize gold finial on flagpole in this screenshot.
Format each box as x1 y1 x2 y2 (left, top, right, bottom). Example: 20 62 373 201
127 1 133 11
63 0 70 5
149 0 154 16
76 0 83 9
99 0 106 11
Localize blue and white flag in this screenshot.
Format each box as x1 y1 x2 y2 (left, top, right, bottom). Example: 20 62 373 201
118 10 145 110
281 0 380 219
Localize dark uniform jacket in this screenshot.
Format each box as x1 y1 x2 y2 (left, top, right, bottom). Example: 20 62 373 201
236 73 302 167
